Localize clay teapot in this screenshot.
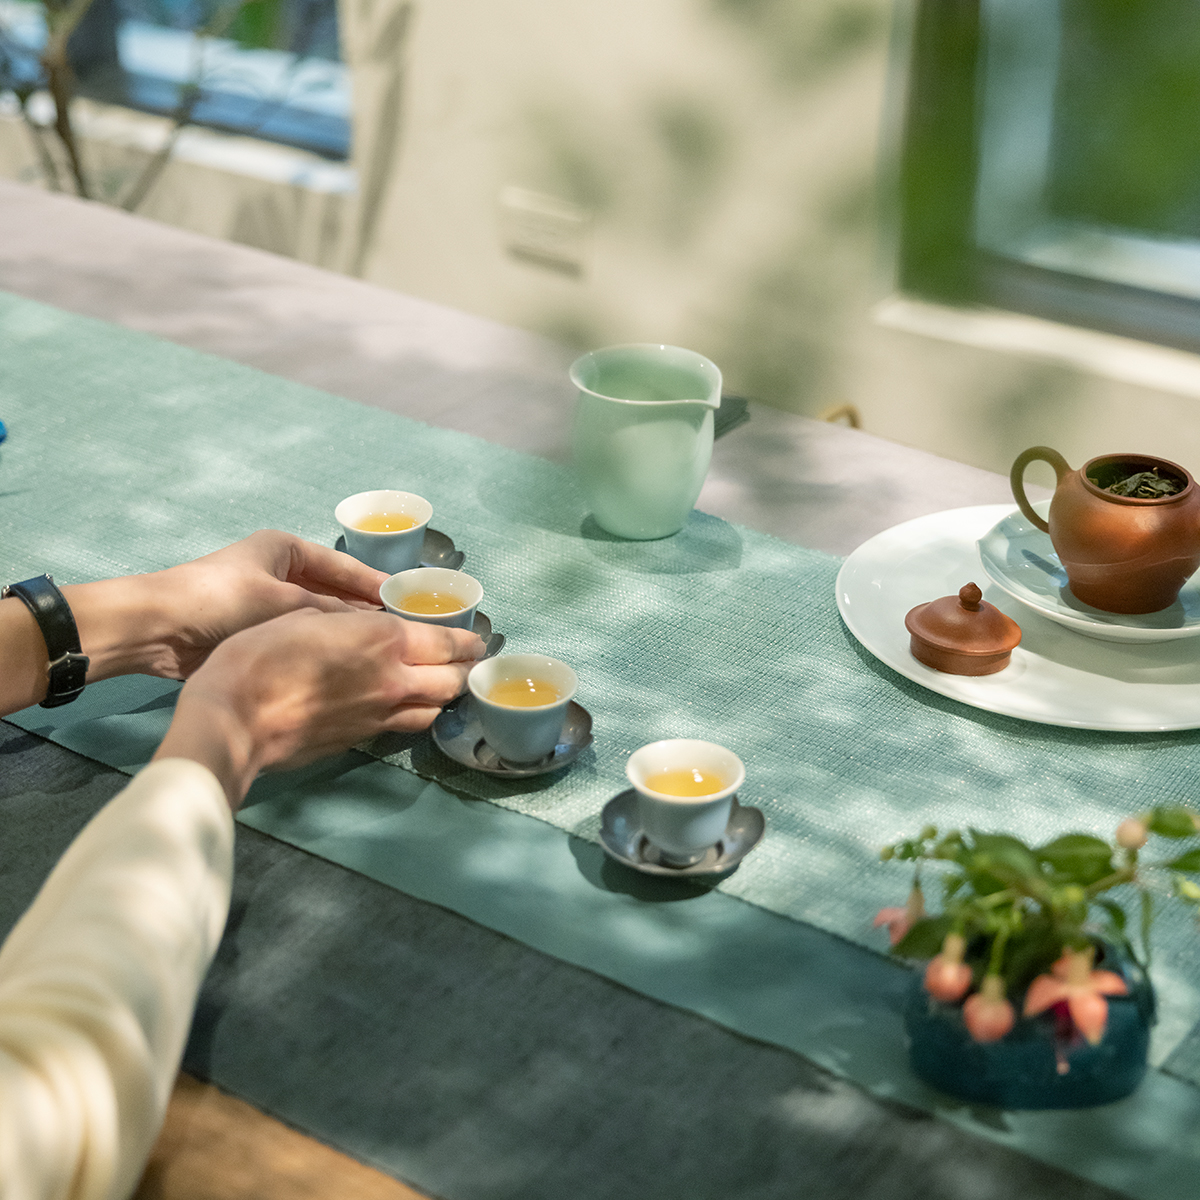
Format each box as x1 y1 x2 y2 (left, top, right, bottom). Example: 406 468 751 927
1011 447 1200 614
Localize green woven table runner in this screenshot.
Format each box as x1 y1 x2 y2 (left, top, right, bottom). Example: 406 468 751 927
5 290 1200 1081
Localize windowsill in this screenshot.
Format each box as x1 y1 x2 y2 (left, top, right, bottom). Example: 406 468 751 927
875 294 1200 402
7 92 356 194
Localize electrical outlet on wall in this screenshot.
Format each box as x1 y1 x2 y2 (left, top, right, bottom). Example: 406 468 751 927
497 186 591 277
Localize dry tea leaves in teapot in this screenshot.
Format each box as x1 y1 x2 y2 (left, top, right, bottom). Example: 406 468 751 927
1091 467 1184 499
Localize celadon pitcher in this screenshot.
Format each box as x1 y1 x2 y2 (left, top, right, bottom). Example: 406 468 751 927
569 344 722 540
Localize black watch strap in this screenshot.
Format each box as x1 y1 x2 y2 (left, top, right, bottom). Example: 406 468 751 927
2 574 89 707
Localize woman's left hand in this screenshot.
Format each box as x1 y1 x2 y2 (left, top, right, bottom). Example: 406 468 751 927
63 530 391 683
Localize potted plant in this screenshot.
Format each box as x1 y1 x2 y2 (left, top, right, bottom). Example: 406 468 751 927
876 807 1200 1108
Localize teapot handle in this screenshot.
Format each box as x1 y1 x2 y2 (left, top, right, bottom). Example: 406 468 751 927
1010 446 1071 533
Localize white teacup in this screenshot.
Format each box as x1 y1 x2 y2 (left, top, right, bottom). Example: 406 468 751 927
380 567 483 630
625 739 745 866
336 489 432 575
468 654 577 764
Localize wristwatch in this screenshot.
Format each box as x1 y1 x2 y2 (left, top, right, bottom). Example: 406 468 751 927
2 574 89 707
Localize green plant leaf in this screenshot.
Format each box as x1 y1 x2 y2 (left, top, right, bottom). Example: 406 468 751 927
969 831 1041 878
1096 897 1128 932
1036 834 1114 885
1002 917 1063 994
962 866 1009 897
229 0 283 50
1147 806 1200 838
1166 847 1200 872
1141 889 1154 968
891 914 952 960
1173 875 1200 903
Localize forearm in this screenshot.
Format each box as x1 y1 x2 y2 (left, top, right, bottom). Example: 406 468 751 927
0 575 176 717
0 759 233 1199
0 594 52 714
153 689 261 811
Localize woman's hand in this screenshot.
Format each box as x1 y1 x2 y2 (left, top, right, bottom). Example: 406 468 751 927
69 530 392 682
153 608 485 808
1 531 392 716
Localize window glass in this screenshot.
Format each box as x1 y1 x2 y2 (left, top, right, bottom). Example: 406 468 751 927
976 0 1200 304
0 0 350 159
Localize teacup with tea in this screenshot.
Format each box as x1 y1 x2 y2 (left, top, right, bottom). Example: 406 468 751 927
380 567 483 630
625 739 745 866
467 654 577 763
336 489 432 575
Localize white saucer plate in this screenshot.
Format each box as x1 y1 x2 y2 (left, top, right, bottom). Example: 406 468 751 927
977 500 1200 644
836 505 1200 732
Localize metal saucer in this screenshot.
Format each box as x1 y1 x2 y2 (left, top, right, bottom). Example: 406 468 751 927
335 528 465 570
431 694 593 777
470 611 505 658
599 790 765 877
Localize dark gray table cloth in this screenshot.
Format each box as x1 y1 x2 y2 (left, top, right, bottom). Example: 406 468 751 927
1 723 1123 1200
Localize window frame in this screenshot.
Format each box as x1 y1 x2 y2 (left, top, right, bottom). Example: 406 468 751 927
895 0 1200 357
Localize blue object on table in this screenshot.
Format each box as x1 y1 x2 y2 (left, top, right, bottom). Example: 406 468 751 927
905 944 1156 1109
0 418 7 443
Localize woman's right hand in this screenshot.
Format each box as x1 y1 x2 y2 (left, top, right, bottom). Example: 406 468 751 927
153 609 485 807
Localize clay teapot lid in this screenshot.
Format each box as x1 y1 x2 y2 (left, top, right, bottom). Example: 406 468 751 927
905 583 1021 657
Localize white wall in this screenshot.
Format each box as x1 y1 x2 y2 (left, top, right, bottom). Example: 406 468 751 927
6 0 1200 483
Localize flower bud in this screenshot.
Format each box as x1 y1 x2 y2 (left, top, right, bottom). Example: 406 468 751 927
1115 818 1148 850
924 933 971 1003
963 975 1015 1043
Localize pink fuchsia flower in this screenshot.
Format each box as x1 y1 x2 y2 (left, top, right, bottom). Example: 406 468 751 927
962 974 1015 1043
874 883 926 946
1023 947 1128 1045
924 932 972 1003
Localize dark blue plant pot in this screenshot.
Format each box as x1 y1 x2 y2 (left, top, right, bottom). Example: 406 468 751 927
904 950 1155 1109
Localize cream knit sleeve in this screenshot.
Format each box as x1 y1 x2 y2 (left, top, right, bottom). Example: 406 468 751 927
0 758 234 1200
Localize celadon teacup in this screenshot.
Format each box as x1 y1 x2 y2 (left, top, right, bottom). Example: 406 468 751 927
336 489 432 575
468 654 577 763
380 567 482 630
625 739 745 866
569 344 722 540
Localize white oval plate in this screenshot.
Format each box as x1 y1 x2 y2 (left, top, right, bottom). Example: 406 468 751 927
836 505 1200 732
977 500 1200 644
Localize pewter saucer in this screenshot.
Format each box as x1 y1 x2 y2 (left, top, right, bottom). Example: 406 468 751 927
431 694 593 776
335 528 465 571
470 611 505 658
599 790 765 877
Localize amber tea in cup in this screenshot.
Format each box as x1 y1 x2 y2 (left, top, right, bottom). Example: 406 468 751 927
400 590 464 615
355 512 418 532
487 677 562 707
641 767 727 797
